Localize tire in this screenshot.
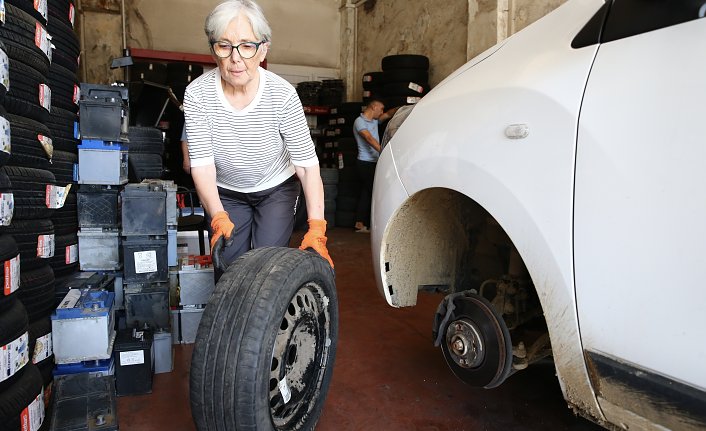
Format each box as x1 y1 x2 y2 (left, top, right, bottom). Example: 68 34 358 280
48 0 76 28
381 54 430 71
331 102 362 115
323 184 338 201
0 166 56 220
6 113 53 170
0 42 9 104
383 81 428 97
0 234 21 301
51 192 77 236
28 317 52 363
384 95 422 109
128 153 163 182
5 0 48 24
190 247 338 431
0 4 51 76
0 107 9 170
47 62 79 113
128 126 165 155
49 232 78 277
382 68 429 84
0 169 12 226
18 263 55 322
5 59 50 123
0 298 29 393
0 362 44 431
47 150 77 186
0 219 54 270
362 72 385 90
46 107 79 153
46 15 80 73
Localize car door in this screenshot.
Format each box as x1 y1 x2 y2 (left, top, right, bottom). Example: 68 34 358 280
574 1 706 429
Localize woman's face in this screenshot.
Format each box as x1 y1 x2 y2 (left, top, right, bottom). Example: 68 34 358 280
214 14 268 91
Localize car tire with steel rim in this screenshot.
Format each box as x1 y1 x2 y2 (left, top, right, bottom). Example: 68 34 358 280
190 247 338 431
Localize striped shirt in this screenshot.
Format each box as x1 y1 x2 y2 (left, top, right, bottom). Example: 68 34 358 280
183 67 318 193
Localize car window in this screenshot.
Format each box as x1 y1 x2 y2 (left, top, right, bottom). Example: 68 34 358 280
602 0 706 43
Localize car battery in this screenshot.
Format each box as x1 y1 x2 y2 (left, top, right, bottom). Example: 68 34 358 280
170 309 180 344
122 236 168 283
54 358 115 378
77 184 121 230
153 329 173 374
179 306 204 344
54 272 117 309
121 183 166 236
78 82 129 142
52 289 116 365
124 282 170 330
50 373 118 431
141 179 177 225
78 230 122 271
113 328 154 396
178 264 215 306
78 140 128 185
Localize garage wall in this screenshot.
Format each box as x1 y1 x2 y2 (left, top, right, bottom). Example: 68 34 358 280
79 0 341 83
78 0 566 95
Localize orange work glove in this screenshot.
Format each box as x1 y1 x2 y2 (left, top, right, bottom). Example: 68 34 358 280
299 219 334 268
210 211 235 271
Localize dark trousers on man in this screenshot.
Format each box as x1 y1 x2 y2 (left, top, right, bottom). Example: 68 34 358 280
356 160 376 227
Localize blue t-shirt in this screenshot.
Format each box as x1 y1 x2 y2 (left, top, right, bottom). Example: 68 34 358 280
353 114 380 162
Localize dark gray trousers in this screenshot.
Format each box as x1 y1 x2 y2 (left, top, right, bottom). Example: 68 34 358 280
210 175 301 281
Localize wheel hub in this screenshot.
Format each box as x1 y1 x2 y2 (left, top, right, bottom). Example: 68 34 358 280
445 318 484 368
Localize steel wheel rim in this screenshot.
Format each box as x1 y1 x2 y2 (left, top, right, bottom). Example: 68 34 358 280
269 281 332 429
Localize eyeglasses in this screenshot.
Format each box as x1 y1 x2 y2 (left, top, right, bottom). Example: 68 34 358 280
211 40 266 59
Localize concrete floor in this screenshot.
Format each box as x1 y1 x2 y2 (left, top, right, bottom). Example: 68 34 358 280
116 227 601 430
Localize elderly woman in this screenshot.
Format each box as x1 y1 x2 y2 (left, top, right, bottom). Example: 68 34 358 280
184 0 332 278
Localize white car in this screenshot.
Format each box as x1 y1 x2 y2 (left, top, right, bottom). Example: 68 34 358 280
371 0 706 429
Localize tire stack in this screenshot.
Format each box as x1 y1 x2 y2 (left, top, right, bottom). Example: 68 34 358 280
0 4 60 428
380 54 430 109
45 0 80 291
320 168 338 227
127 126 165 182
327 102 362 228
361 71 385 105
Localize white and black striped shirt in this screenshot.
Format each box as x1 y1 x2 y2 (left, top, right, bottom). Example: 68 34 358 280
184 67 318 193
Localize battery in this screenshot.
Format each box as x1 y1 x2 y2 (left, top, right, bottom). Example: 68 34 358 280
50 373 118 431
113 328 154 396
52 289 116 364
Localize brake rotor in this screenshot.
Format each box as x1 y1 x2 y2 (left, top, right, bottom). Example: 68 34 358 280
440 293 513 388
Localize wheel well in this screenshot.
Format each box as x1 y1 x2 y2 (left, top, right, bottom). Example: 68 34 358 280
382 187 525 305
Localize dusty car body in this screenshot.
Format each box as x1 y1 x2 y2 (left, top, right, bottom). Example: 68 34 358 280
371 0 706 429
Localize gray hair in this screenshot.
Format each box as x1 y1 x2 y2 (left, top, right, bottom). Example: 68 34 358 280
205 0 272 44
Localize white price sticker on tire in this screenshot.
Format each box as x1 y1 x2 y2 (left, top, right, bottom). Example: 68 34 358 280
134 250 158 274
20 391 45 431
32 333 52 363
65 244 78 264
0 116 10 157
0 332 29 383
34 0 48 21
36 234 54 258
34 23 52 61
0 48 9 92
46 185 69 209
38 84 51 112
3 254 20 295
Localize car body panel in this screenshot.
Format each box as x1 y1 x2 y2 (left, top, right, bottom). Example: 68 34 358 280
372 0 606 421
574 14 706 422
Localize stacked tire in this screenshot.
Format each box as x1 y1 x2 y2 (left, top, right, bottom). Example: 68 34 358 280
320 168 338 227
380 54 430 109
0 2 79 428
127 126 165 182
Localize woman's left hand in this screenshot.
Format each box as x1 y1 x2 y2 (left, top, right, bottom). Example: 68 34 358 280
299 219 334 268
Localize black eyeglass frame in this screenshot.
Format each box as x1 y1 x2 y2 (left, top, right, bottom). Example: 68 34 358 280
210 40 267 59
